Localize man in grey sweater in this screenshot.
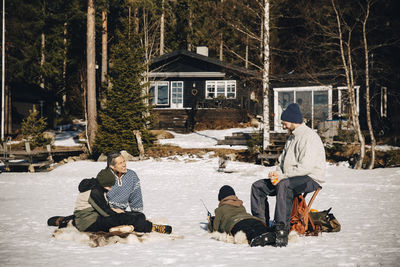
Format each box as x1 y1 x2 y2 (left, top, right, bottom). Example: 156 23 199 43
251 103 326 244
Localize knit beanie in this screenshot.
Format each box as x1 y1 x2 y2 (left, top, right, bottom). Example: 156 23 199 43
281 103 303 123
96 169 115 187
218 185 236 201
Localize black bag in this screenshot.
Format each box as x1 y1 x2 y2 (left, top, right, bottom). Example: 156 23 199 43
309 208 341 232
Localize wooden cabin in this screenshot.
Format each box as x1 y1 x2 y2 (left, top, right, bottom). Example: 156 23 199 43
148 48 262 132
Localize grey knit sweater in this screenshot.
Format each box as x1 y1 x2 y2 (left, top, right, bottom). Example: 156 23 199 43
278 123 326 183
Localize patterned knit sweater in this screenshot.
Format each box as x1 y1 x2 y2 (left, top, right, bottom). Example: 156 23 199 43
106 169 143 212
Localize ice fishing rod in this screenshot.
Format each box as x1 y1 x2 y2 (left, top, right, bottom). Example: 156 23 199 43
200 199 212 217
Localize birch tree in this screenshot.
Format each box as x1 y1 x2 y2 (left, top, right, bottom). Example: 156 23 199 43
159 0 165 55
361 0 376 169
332 0 366 169
262 0 270 149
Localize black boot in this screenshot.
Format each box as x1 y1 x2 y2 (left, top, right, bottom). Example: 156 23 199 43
47 215 75 228
152 224 172 234
58 215 75 228
250 231 276 247
273 222 289 247
47 216 65 227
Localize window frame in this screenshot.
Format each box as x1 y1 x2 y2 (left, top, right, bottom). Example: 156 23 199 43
170 81 184 108
205 80 236 99
150 81 170 106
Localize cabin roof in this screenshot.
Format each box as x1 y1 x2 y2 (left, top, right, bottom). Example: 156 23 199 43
150 49 258 77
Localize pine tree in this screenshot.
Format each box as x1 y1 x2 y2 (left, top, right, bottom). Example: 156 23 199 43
21 106 48 148
93 17 155 157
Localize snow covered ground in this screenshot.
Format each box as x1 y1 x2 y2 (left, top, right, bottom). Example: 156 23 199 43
158 127 255 149
1 128 400 266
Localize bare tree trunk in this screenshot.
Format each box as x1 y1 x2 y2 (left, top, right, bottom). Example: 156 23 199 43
219 33 223 61
259 5 264 62
219 0 224 61
87 0 97 150
101 8 108 85
40 1 45 90
262 0 270 150
5 85 11 134
62 21 67 106
133 130 145 160
128 6 131 39
143 8 150 106
362 1 375 169
134 7 139 34
40 33 45 89
245 36 249 69
332 0 365 169
160 0 165 55
188 5 193 51
143 8 151 66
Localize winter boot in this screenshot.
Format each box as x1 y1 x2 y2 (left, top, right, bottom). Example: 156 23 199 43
47 216 65 227
152 224 172 234
250 231 276 247
109 225 135 233
273 222 289 247
58 215 75 229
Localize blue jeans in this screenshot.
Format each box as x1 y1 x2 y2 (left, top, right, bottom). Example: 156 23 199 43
251 175 321 225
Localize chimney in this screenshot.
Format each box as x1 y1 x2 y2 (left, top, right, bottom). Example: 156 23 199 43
196 46 209 57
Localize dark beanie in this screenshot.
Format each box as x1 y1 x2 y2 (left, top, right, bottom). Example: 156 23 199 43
96 169 115 187
281 103 303 123
218 185 236 201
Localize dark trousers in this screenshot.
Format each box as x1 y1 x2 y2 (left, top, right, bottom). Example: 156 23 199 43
251 175 320 225
231 219 272 244
86 211 153 233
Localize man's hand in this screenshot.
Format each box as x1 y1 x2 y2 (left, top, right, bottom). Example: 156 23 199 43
268 171 281 186
112 208 125 213
268 171 279 179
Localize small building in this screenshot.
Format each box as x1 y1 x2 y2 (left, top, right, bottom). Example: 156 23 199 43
2 82 50 135
148 48 262 132
272 85 360 132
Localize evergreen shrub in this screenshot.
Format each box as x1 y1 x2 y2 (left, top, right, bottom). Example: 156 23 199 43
21 106 50 148
93 22 155 158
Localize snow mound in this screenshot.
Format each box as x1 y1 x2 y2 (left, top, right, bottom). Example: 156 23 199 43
208 230 300 246
52 223 183 247
208 230 248 244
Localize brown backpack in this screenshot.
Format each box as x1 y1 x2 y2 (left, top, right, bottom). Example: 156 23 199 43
290 194 318 235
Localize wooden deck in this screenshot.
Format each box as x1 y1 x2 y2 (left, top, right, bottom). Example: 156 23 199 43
1 146 85 172
217 131 288 166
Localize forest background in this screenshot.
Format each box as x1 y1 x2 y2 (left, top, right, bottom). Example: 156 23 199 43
3 0 400 164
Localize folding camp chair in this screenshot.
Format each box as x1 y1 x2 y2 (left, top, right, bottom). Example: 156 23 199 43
290 187 321 235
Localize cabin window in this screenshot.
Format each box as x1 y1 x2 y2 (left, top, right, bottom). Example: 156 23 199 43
149 81 169 106
337 86 360 117
206 80 236 99
273 86 333 131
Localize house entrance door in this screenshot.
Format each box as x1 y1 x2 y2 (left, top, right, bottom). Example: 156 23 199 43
171 81 183 109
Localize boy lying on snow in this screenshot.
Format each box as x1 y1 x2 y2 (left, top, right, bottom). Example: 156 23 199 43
208 185 287 247
54 168 172 234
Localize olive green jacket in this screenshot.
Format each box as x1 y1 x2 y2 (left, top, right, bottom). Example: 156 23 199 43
73 178 117 231
208 195 259 234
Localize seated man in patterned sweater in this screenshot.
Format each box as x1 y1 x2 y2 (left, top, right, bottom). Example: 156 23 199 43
106 151 144 213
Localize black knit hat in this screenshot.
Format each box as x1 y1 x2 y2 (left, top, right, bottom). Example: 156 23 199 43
96 169 115 187
281 103 303 123
218 185 236 201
